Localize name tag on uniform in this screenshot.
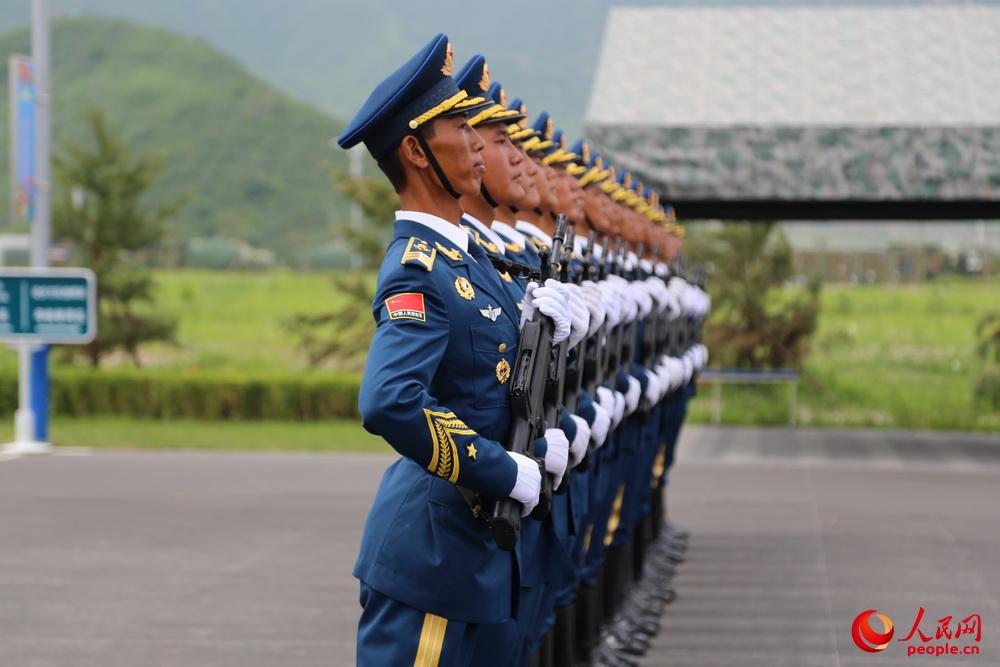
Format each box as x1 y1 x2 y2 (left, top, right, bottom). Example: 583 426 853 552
386 293 426 322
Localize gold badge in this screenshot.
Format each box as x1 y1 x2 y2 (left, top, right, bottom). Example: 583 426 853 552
505 241 522 254
455 276 475 300
435 242 462 262
480 237 499 254
499 271 512 283
466 443 478 460
496 358 511 384
479 63 490 92
441 42 454 76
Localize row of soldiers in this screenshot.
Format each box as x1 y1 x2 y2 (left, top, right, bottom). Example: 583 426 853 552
337 34 710 666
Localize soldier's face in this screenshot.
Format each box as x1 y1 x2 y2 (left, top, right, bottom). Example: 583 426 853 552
478 122 525 207
426 115 486 196
584 185 608 232
553 171 584 225
533 159 557 210
517 148 542 210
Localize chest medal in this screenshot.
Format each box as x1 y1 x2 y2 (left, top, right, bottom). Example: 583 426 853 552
496 358 511 384
455 276 476 300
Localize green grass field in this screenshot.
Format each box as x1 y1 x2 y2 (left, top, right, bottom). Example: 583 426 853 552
0 416 386 453
0 270 994 451
687 279 1000 431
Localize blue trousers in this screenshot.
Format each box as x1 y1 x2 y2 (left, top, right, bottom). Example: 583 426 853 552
357 584 483 666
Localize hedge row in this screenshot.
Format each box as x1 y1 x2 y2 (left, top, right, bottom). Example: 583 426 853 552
0 368 362 421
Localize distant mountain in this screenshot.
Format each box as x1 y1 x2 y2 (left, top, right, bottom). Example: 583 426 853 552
0 17 348 262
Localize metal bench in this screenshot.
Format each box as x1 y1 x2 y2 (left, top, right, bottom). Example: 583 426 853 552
697 368 802 426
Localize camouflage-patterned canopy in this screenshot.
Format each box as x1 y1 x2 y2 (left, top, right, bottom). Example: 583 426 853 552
584 6 1000 201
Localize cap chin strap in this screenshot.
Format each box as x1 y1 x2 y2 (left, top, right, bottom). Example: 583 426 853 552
415 131 461 200
480 183 499 208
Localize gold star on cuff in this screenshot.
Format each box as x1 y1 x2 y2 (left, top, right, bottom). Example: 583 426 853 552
466 443 478 460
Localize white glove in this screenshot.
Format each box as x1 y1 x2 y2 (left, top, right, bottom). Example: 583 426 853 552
632 282 653 319
612 390 626 427
595 386 616 418
589 403 611 448
599 280 621 329
681 356 694 384
623 376 641 414
580 281 606 337
644 370 662 405
542 427 569 488
507 451 542 517
668 356 687 389
563 283 590 350
609 276 638 322
568 415 590 467
520 280 571 344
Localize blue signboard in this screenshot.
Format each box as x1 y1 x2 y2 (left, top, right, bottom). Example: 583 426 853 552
0 269 96 343
8 55 34 226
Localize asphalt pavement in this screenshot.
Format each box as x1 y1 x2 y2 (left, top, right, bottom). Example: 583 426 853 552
0 425 997 666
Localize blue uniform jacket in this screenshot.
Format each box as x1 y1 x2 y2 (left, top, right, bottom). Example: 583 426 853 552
354 217 526 624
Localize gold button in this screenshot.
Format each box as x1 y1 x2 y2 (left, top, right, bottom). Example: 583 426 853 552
498 342 507 353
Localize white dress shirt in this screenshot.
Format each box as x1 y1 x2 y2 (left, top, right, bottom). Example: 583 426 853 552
395 210 469 252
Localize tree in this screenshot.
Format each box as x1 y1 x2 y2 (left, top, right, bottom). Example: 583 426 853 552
53 108 182 367
284 168 399 369
974 312 1000 410
686 222 821 368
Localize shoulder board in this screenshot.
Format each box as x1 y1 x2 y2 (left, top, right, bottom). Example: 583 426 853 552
400 237 436 272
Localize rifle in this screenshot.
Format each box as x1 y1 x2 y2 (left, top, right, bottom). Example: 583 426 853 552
545 220 573 494
563 229 594 414
618 243 643 376
491 216 568 551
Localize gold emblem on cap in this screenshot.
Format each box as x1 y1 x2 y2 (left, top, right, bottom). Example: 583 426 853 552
455 276 475 300
441 42 454 76
479 63 490 92
496 358 511 384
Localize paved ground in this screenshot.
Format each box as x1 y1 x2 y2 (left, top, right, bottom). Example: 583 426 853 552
0 426 997 666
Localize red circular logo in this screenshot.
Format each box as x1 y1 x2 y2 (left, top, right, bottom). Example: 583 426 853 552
852 609 895 653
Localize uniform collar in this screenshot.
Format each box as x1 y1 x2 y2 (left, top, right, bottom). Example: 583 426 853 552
492 220 526 246
462 214 507 256
515 220 552 246
396 210 469 252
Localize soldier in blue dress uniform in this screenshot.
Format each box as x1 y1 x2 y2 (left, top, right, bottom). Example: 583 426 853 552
338 34 575 666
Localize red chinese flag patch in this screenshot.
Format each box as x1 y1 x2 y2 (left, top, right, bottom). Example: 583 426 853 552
385 292 426 322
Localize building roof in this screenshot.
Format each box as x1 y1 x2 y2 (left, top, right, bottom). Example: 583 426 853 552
586 5 1000 127
584 6 1000 205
